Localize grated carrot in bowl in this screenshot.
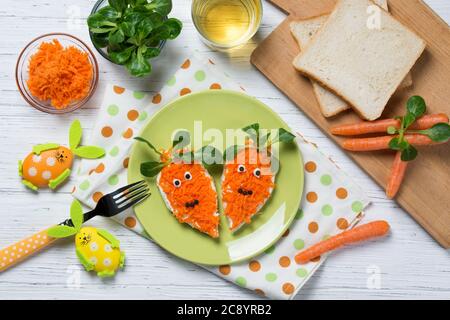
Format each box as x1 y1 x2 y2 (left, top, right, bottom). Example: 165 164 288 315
27 39 93 109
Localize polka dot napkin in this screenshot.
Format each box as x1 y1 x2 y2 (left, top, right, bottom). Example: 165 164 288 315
72 55 369 299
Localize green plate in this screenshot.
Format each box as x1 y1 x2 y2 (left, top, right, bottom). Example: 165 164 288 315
128 90 304 265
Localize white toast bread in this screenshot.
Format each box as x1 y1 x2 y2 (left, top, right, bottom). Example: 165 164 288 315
293 0 426 120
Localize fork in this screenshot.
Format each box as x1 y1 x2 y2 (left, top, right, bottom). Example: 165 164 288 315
0 180 150 273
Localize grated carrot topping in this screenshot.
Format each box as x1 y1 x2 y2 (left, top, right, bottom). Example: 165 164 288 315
222 148 275 230
158 162 219 238
27 39 93 109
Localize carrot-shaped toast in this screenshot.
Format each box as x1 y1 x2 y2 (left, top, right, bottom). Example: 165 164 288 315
331 113 448 136
135 133 221 238
221 124 296 232
295 220 390 264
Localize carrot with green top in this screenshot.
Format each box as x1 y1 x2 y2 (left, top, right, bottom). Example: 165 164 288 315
331 113 449 136
386 152 408 199
341 134 439 151
295 221 390 265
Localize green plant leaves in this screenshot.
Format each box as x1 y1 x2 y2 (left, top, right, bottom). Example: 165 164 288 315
47 225 77 239
419 123 450 143
134 137 162 156
73 146 106 159
70 200 84 231
69 120 82 150
140 161 167 177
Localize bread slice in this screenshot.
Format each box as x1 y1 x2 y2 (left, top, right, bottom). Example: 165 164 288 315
293 0 426 120
290 0 414 118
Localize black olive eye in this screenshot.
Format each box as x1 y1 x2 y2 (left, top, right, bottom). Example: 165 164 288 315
173 179 181 188
184 172 192 180
237 165 246 173
253 168 261 178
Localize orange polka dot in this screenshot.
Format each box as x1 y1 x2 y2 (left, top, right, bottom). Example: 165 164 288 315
219 265 231 275
92 192 103 203
181 59 191 69
311 256 321 262
337 218 349 230
254 289 265 296
336 187 348 199
125 216 137 228
101 126 113 138
180 88 191 96
123 157 129 169
305 161 317 173
95 163 105 174
127 110 139 121
282 229 290 237
249 260 261 272
113 86 125 94
123 128 133 139
210 83 222 90
282 282 295 295
306 192 318 203
308 222 319 233
279 256 291 268
152 93 162 104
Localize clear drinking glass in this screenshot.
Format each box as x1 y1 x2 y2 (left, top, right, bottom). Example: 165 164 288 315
192 0 263 50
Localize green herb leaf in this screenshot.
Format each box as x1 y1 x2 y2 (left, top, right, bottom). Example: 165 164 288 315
73 146 106 159
419 123 450 143
134 137 162 156
401 145 418 161
145 0 172 16
406 96 426 119
47 225 77 239
172 130 190 149
69 120 82 150
140 161 167 177
70 200 84 231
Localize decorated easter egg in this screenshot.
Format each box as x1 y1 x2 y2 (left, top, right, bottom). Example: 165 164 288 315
21 146 73 189
75 227 125 278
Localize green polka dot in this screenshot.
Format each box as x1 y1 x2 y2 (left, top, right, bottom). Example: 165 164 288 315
296 268 308 278
133 91 145 99
138 111 148 121
194 70 206 81
265 273 277 282
107 104 119 116
320 174 332 186
235 276 247 287
293 239 305 250
79 180 90 191
264 245 275 255
109 146 119 157
295 208 304 220
108 175 119 186
352 201 364 213
321 204 333 216
167 76 176 86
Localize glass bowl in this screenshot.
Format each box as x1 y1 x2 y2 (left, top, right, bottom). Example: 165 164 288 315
89 0 166 63
15 33 99 114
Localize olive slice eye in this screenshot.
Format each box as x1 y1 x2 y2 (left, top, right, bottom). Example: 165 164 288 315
253 168 261 178
237 165 246 173
184 172 192 180
173 179 181 188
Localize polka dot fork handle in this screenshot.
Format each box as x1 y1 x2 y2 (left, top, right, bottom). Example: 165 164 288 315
0 228 56 273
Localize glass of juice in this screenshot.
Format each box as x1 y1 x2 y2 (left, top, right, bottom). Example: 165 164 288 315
192 0 263 50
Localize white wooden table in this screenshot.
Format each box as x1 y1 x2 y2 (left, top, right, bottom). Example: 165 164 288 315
0 0 449 300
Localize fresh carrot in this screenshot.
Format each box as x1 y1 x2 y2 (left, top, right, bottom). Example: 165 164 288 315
331 114 449 136
386 152 408 199
295 220 390 264
341 134 440 151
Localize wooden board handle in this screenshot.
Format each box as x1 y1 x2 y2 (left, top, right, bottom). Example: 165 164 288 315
0 228 57 273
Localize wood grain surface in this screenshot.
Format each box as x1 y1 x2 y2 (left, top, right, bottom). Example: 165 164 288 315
251 0 450 248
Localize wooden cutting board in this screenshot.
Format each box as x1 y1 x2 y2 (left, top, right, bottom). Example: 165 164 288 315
251 0 450 248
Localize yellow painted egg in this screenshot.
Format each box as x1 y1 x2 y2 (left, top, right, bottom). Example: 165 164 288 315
75 227 125 277
21 146 73 188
